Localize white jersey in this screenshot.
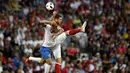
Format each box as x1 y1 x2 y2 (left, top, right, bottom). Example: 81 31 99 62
42 24 55 47
41 24 68 59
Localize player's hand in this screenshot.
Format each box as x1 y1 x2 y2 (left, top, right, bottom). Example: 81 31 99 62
53 11 58 16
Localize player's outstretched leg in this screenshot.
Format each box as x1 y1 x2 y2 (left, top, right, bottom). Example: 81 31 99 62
66 21 87 35
54 21 87 45
25 56 44 63
25 56 52 73
25 46 52 73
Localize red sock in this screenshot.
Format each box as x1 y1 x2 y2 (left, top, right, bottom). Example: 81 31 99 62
55 63 61 73
68 28 82 35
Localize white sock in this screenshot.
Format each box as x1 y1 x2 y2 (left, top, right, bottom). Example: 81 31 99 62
50 61 55 72
29 57 42 63
44 63 51 73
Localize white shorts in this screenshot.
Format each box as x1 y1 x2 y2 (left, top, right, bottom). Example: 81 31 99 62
53 32 67 59
54 32 67 45
52 44 61 59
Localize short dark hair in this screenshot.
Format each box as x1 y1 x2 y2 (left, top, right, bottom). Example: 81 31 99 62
55 14 62 19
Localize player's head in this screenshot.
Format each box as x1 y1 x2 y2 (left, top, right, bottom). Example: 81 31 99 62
54 14 63 25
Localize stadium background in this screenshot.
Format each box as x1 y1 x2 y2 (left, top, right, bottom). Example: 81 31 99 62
0 0 130 73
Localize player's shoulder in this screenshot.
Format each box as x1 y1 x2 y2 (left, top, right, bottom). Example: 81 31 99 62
45 24 52 29
46 24 52 27
51 21 57 25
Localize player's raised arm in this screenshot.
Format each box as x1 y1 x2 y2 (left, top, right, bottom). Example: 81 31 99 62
40 11 60 25
50 11 58 21
39 20 54 24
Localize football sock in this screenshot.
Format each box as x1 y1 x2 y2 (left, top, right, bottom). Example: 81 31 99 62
29 57 42 63
68 28 82 35
44 63 51 73
55 62 61 73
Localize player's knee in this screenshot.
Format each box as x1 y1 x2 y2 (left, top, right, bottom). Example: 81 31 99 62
45 58 52 65
46 62 51 65
40 58 44 63
65 31 69 35
56 58 62 63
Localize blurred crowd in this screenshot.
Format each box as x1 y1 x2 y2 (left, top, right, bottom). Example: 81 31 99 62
0 0 130 73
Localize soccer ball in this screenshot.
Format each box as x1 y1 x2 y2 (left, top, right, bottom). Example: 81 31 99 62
46 2 54 10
